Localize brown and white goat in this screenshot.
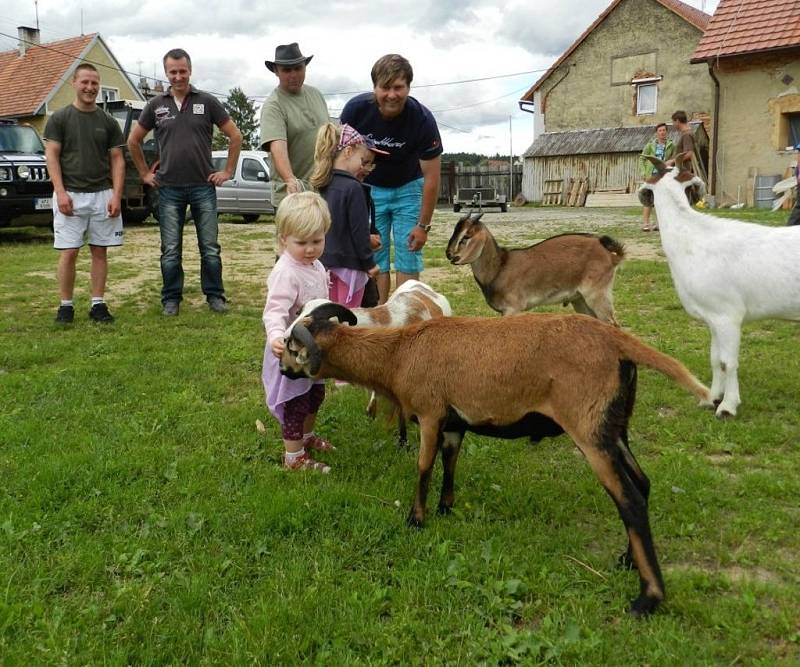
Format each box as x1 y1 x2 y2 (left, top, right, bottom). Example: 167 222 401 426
281 303 711 616
446 213 624 324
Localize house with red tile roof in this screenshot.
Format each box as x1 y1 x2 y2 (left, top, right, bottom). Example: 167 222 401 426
690 0 800 207
517 0 713 202
0 27 144 135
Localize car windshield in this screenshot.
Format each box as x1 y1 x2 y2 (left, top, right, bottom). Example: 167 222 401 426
0 125 45 154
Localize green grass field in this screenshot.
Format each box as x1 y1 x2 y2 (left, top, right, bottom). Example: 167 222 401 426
1 208 798 664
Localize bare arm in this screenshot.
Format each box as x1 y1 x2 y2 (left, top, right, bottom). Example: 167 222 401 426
407 156 442 251
45 140 72 216
108 147 125 217
268 139 301 194
209 119 242 186
127 122 158 187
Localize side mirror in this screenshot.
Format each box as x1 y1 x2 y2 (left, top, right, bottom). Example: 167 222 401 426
257 170 269 182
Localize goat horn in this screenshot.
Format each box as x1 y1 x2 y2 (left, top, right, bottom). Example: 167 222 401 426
643 155 669 175
309 302 358 326
291 323 322 376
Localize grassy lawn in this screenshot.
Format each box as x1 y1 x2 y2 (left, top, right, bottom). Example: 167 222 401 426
1 209 798 664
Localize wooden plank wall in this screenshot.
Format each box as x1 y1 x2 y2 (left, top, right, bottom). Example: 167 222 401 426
521 153 642 202
439 164 523 204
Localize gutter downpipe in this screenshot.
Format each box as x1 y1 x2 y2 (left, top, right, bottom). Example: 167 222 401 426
707 59 721 199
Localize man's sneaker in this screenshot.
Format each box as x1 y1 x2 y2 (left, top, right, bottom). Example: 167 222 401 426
88 302 114 323
208 296 228 313
283 451 331 473
162 301 180 317
55 304 74 323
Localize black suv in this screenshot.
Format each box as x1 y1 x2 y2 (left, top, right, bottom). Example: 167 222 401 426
0 103 159 229
0 119 52 227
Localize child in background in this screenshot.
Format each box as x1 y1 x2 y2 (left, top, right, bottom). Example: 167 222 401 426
262 192 335 473
309 123 386 307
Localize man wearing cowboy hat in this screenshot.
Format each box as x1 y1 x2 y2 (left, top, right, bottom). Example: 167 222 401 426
260 43 329 206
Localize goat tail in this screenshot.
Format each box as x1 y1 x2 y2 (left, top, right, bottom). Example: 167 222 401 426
615 333 711 403
598 235 626 265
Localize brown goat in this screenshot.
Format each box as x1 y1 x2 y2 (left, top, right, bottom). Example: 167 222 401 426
446 213 624 324
281 304 711 616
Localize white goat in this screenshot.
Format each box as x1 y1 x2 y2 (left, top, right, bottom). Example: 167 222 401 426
281 303 711 616
446 213 625 325
639 155 800 417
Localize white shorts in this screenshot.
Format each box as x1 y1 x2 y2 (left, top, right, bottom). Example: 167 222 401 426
53 189 124 249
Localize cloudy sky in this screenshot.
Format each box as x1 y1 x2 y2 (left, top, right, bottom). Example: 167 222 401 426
3 0 719 155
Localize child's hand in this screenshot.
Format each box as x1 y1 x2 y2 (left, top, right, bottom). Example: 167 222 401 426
367 265 380 278
370 234 382 251
271 338 286 358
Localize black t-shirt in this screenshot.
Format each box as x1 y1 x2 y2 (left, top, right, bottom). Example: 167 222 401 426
44 106 125 192
340 93 442 188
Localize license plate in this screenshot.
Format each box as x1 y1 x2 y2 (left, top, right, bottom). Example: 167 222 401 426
35 197 52 210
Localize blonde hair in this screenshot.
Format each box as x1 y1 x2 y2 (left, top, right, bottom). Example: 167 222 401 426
309 122 340 190
275 192 331 251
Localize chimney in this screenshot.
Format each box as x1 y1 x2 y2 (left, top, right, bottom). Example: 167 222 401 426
17 26 40 58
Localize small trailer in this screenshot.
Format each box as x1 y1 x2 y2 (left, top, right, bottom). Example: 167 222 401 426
452 186 507 213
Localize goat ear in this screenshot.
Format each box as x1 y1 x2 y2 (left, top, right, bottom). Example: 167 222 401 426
637 184 654 207
644 154 669 175
309 302 358 326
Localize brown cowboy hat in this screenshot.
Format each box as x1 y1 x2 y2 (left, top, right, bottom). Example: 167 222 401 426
265 43 313 72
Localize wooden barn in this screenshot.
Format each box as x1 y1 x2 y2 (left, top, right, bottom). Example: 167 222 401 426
522 123 709 204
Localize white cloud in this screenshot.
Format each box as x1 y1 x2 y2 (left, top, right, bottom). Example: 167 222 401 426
1 0 718 155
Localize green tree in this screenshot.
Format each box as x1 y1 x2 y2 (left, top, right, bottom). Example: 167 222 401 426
213 87 259 150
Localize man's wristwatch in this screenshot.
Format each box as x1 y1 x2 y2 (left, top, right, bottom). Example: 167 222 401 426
416 223 432 232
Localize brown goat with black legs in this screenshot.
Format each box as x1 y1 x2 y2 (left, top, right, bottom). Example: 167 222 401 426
280 303 711 616
446 213 625 324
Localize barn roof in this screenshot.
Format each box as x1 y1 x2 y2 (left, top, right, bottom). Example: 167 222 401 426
523 123 706 158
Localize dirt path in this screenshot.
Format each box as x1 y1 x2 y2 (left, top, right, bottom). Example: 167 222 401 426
26 206 662 301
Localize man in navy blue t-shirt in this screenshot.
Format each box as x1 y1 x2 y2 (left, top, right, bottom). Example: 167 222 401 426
341 54 442 303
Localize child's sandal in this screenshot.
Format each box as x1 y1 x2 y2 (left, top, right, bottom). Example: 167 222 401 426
303 433 336 452
284 451 331 473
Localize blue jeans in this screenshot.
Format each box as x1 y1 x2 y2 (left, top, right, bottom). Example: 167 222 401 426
158 185 224 304
370 178 424 274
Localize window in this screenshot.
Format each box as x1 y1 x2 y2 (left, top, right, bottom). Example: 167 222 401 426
241 158 266 181
97 86 118 103
636 83 657 115
785 112 800 148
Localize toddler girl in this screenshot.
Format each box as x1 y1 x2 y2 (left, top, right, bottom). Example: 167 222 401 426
262 192 334 472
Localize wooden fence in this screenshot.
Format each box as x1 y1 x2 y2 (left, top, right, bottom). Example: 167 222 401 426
439 163 523 204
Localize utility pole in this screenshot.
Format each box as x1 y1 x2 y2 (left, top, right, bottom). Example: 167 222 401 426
509 116 514 201
34 0 40 29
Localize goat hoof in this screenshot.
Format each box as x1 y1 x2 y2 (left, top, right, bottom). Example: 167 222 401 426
406 511 424 529
395 437 408 450
628 594 662 617
437 503 453 516
715 409 736 420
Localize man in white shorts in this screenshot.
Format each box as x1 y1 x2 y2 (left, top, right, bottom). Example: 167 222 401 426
44 63 125 324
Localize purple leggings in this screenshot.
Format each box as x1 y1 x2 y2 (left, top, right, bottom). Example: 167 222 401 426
282 384 325 440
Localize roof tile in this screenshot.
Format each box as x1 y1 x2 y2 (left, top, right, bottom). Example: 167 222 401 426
0 34 96 117
691 0 800 61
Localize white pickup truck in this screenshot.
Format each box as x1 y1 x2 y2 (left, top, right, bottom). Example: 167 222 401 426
452 186 507 213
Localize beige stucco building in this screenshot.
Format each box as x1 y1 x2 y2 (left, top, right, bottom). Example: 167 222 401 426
519 0 713 202
690 0 800 207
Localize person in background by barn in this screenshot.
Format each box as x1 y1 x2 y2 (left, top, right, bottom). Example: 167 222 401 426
639 122 674 231
786 144 800 226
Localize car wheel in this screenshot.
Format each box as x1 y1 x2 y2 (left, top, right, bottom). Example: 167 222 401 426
500 203 508 213
453 204 462 212
242 214 260 223
122 207 151 225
